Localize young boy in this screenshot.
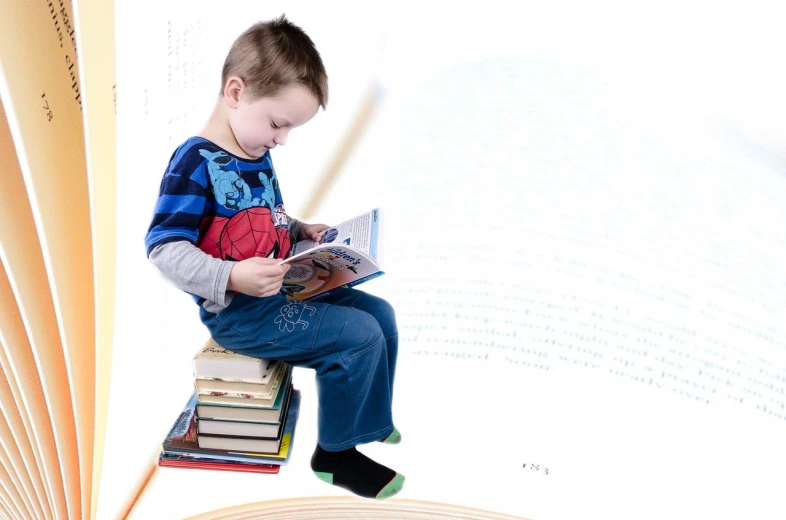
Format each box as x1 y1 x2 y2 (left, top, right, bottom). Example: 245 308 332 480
144 15 403 500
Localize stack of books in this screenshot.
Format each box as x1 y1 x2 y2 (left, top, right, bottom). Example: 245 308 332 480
158 338 299 474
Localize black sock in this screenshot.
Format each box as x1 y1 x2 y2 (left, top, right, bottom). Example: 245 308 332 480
310 445 405 499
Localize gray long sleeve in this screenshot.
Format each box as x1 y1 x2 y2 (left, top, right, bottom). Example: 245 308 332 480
148 240 236 313
287 215 304 244
149 215 305 314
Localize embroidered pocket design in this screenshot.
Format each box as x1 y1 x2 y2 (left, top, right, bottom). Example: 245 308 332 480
274 302 316 332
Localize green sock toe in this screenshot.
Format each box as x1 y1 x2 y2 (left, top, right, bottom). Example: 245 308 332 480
376 473 405 499
380 427 401 444
314 471 333 484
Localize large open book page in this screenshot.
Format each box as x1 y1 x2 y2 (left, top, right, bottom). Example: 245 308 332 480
126 55 786 520
0 102 58 520
69 0 118 515
319 55 786 518
0 0 98 518
0 271 50 520
114 3 785 519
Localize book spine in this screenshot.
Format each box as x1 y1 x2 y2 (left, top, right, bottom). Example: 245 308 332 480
157 457 281 473
194 365 288 396
197 390 278 399
196 395 275 406
370 207 380 260
193 358 275 384
194 375 270 384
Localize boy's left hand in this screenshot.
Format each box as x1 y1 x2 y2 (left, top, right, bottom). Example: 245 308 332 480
300 223 330 242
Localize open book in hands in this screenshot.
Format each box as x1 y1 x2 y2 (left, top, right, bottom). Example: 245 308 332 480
279 208 384 301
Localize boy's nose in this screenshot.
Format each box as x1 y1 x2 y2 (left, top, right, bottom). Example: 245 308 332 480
275 130 289 146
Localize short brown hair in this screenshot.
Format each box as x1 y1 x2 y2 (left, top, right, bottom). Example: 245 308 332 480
221 15 328 108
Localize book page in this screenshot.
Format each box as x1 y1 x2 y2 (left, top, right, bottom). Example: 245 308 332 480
0 102 51 520
0 265 62 520
0 465 26 520
292 208 380 258
317 53 786 519
98 1 384 518
0 348 48 520
0 1 94 518
0 101 68 519
187 496 524 520
69 0 118 515
0 406 35 520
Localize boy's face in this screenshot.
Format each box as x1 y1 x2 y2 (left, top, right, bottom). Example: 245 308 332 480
227 83 320 159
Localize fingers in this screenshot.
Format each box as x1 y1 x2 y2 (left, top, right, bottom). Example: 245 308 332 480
254 278 285 298
235 257 290 298
249 257 290 274
251 256 285 265
260 268 288 297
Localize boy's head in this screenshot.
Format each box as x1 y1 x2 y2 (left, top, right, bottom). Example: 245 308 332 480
220 15 328 158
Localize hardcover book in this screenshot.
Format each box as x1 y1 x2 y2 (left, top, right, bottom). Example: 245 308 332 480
163 388 301 466
157 454 281 475
196 386 292 454
196 384 292 436
194 363 289 399
193 338 277 384
196 369 293 422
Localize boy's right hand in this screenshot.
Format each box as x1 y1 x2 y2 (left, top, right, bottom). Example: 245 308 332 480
227 257 291 298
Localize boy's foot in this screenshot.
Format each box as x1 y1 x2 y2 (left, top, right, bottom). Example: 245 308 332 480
311 445 405 499
379 427 401 445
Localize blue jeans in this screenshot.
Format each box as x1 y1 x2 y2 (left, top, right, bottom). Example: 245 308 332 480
199 288 398 451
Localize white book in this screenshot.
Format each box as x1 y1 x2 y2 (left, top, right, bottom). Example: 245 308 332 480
192 338 276 384
196 418 282 438
194 363 287 399
195 433 284 455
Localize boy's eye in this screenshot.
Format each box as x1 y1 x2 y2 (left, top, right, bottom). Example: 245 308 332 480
271 121 280 129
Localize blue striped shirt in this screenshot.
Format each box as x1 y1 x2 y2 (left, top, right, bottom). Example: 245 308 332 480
145 136 294 265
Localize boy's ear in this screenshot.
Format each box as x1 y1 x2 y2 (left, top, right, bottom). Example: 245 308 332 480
223 76 245 108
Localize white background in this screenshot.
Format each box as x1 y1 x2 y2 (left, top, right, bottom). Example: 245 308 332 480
98 1 786 519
